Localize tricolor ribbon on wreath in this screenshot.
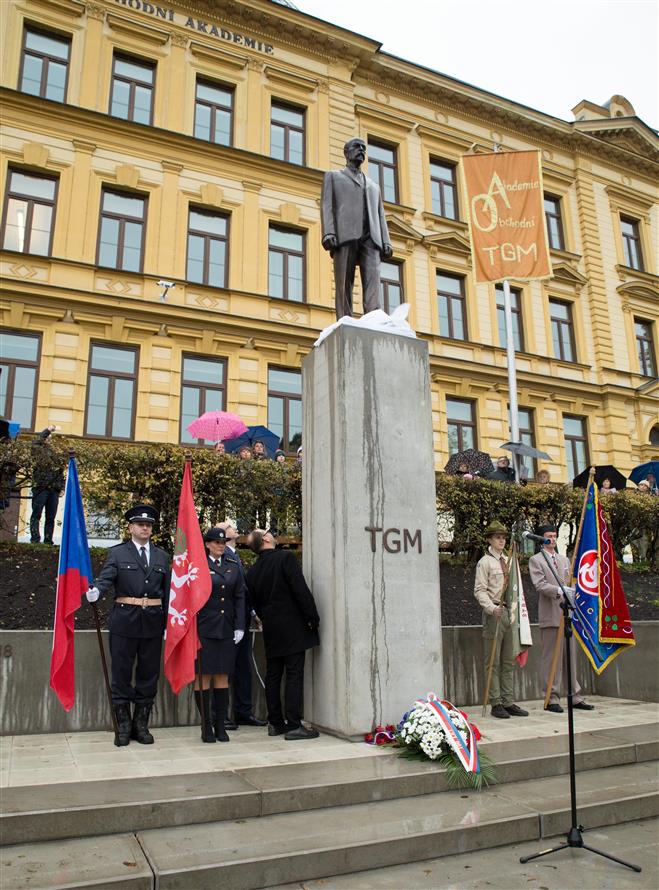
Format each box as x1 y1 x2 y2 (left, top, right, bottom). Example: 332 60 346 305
414 693 481 774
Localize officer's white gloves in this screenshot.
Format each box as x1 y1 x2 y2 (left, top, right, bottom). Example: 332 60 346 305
233 630 245 645
558 585 575 596
86 586 100 603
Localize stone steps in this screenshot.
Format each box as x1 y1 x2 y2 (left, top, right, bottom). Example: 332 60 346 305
2 760 658 890
2 724 656 847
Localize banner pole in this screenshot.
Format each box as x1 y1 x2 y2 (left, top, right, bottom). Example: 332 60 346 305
543 467 595 709
503 278 521 482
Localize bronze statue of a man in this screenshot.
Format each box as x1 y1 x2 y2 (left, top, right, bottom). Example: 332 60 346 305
321 137 393 320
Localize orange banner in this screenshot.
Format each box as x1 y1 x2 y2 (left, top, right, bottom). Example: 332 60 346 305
461 150 552 283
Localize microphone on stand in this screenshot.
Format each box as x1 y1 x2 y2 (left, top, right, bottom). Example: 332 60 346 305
522 531 552 545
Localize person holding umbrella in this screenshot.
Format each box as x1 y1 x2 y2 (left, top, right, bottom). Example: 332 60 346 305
573 465 627 492
630 461 659 494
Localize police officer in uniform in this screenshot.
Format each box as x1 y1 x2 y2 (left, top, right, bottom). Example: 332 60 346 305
194 527 246 742
86 504 170 746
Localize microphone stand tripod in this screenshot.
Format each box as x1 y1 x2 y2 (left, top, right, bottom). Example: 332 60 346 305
519 546 641 872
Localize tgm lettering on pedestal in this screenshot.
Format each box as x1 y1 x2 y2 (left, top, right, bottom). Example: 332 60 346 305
365 527 422 554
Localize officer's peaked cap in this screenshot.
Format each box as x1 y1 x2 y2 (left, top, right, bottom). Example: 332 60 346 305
125 504 159 524
204 527 227 543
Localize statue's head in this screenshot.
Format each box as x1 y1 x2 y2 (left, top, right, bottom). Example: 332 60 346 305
343 137 366 167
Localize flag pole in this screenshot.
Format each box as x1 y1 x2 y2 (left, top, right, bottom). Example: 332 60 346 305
482 547 513 716
90 600 119 736
543 467 595 710
502 278 521 482
491 144 521 484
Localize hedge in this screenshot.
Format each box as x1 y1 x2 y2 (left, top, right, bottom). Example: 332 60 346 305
2 437 657 565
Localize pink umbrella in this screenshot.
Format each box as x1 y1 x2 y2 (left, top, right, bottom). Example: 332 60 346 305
186 411 248 442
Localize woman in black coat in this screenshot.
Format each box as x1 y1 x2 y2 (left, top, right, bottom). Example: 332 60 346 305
194 527 246 742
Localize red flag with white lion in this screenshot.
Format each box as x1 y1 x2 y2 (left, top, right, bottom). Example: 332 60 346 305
164 460 211 693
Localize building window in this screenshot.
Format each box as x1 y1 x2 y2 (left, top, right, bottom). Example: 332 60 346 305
268 367 301 454
446 398 476 454
97 190 146 273
0 331 41 430
186 208 229 287
549 299 576 362
430 159 458 219
563 415 589 480
180 355 227 445
509 406 537 478
19 27 70 102
635 318 657 377
194 79 233 146
620 216 644 271
379 260 403 313
367 140 398 203
85 344 138 439
268 225 305 302
2 170 57 256
437 272 467 340
496 285 524 352
110 54 155 125
270 102 305 165
544 194 565 251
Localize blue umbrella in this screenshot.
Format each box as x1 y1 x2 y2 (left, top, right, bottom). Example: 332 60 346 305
629 461 659 487
224 425 281 458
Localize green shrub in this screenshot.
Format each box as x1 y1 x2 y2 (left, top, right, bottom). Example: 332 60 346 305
2 436 657 566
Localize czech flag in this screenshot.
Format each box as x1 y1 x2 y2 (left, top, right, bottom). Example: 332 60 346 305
49 456 92 711
572 482 635 674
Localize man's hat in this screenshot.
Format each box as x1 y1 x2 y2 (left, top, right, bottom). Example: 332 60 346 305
125 504 158 524
204 527 227 543
484 521 508 538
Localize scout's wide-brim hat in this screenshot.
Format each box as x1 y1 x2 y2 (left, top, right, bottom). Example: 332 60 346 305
484 521 508 538
125 504 159 524
204 527 227 543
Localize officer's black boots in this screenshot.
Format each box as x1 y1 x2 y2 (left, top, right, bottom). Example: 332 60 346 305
212 688 230 743
131 704 155 744
114 704 132 747
194 690 216 743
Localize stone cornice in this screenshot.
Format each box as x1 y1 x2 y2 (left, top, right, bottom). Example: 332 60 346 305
0 88 324 192
169 0 380 62
353 54 659 180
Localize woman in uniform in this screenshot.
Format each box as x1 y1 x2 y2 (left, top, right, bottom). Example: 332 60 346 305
194 527 246 742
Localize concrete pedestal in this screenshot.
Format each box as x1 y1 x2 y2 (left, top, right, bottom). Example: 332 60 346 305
302 326 443 738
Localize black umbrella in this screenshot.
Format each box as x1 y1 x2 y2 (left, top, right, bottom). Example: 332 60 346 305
445 448 493 476
499 441 551 461
572 465 627 491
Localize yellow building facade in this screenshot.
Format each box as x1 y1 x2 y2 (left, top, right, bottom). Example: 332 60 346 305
1 0 658 483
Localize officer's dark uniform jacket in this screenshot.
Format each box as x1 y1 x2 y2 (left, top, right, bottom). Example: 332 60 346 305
198 551 246 639
95 540 171 638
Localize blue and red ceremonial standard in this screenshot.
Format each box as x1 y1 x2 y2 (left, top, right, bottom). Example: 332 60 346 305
572 482 635 674
49 456 93 711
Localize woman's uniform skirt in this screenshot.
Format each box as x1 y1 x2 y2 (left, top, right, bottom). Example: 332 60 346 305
196 635 236 675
